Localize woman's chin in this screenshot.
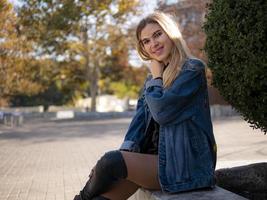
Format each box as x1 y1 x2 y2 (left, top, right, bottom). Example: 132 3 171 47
156 56 169 64
153 57 164 62
150 55 168 64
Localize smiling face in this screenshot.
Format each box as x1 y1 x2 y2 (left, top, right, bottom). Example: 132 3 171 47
140 23 174 64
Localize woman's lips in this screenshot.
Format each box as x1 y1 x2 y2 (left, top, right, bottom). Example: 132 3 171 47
153 46 164 56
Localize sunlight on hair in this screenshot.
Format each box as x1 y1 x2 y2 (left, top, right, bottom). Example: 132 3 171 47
153 11 182 40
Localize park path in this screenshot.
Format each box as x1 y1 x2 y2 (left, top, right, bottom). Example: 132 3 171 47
0 117 266 200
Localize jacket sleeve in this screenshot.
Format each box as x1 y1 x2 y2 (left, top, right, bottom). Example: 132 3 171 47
144 59 205 125
120 75 152 152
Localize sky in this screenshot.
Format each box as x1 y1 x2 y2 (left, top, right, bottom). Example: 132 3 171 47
8 0 22 7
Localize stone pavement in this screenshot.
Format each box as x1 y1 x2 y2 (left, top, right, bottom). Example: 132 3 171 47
0 116 266 200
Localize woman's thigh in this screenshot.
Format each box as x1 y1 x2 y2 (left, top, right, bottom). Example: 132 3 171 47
120 151 161 190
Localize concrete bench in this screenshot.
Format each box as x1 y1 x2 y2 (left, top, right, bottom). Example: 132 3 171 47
129 186 247 200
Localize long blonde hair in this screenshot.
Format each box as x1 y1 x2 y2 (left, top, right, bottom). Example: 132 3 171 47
136 11 193 88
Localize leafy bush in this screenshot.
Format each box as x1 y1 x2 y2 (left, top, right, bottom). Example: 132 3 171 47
203 0 267 133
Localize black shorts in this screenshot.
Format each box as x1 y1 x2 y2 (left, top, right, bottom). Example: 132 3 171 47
140 118 159 155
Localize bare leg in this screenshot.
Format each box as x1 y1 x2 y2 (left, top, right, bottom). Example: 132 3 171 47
101 151 161 200
121 151 161 190
101 179 139 200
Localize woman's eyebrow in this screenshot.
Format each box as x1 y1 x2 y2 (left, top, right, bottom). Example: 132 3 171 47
141 29 162 41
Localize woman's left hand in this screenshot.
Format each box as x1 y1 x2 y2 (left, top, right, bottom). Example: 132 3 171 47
150 60 164 79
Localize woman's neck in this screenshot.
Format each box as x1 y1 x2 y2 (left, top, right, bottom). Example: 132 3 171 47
163 62 169 71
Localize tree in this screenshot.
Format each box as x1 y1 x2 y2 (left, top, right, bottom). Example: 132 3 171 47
203 0 267 133
99 24 148 99
18 0 140 111
0 0 43 106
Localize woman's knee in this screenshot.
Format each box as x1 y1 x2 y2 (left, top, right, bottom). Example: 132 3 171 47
78 151 129 199
95 150 128 179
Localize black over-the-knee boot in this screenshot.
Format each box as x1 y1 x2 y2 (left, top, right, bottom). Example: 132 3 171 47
74 150 128 200
74 195 109 200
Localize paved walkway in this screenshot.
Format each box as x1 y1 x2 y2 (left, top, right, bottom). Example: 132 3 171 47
0 116 266 200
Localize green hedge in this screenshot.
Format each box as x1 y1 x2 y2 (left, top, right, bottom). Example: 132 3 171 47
203 0 267 133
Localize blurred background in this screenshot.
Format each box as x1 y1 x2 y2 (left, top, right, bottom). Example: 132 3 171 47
0 1 266 200
0 0 228 118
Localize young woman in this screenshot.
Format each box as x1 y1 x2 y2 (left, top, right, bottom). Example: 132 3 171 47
74 11 217 200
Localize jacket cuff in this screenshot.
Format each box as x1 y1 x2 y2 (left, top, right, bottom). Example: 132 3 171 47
120 141 140 152
145 78 163 90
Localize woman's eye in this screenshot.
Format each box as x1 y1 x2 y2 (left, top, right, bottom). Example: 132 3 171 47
143 40 149 45
154 31 162 38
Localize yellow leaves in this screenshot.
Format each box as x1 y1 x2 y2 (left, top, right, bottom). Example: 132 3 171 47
0 0 13 14
0 1 17 39
16 79 43 95
80 0 112 14
110 81 139 99
0 60 42 96
117 0 139 13
98 79 106 90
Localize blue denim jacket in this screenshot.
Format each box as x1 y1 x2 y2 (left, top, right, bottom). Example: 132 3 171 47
120 58 217 193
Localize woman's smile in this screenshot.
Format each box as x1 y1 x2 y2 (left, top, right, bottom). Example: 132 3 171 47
140 23 173 63
153 46 164 56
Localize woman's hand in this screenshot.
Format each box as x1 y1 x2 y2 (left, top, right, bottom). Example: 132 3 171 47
150 60 164 79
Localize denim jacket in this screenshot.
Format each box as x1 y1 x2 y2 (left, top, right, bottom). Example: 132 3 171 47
120 58 217 193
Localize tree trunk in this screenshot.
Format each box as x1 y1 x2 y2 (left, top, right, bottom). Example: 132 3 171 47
82 24 99 112
90 65 98 112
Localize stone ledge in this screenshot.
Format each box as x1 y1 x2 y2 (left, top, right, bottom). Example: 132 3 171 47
129 186 247 200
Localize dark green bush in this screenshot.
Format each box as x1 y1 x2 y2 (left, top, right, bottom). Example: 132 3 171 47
203 0 267 133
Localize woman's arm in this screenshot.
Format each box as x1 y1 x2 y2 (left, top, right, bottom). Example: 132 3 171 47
145 59 205 125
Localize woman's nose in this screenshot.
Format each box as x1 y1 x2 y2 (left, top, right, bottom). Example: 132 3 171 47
151 38 159 48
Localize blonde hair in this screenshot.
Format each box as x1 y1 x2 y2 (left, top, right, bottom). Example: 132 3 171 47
136 11 193 88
